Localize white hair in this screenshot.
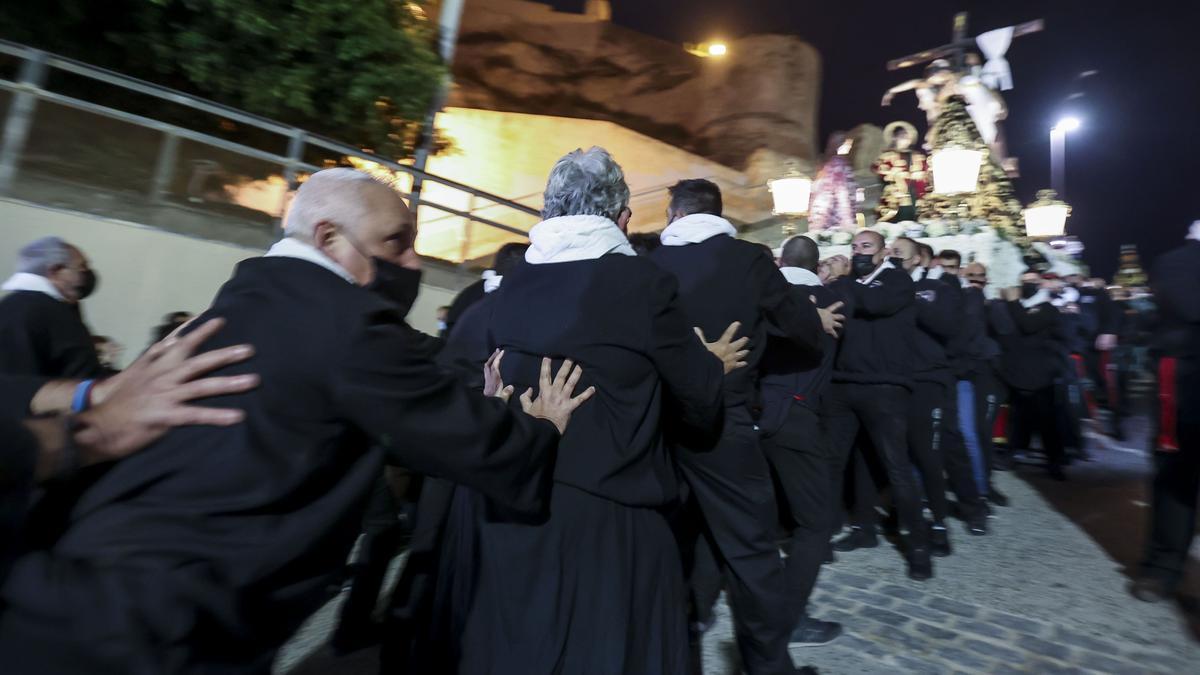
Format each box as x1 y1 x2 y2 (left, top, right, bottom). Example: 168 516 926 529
541 147 630 221
283 168 393 241
16 236 75 276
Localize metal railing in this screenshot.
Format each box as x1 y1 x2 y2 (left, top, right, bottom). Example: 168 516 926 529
0 39 540 262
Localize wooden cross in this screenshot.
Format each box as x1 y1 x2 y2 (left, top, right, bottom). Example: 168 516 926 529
887 12 1044 72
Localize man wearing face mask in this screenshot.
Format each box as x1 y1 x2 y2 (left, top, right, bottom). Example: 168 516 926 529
889 238 987 557
997 271 1068 480
0 169 595 673
824 230 931 580
0 237 105 379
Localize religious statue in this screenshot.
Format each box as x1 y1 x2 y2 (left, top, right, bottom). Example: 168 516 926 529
873 121 928 223
807 132 860 232
881 58 1013 173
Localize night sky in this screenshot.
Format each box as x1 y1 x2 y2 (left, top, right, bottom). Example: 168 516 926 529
544 0 1200 279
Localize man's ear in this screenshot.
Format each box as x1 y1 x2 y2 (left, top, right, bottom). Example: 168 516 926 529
311 220 337 250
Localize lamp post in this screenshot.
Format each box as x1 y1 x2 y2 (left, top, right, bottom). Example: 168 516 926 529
768 174 812 236
1023 189 1071 238
1050 116 1080 197
930 145 984 194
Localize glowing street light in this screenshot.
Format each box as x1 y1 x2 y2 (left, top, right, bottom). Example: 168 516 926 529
1024 189 1072 238
1054 117 1081 133
685 41 730 58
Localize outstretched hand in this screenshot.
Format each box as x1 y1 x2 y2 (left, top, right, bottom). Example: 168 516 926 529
695 321 750 375
520 358 596 435
483 349 514 402
815 297 846 337
78 318 259 462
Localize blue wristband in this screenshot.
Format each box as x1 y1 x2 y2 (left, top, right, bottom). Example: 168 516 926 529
71 380 96 413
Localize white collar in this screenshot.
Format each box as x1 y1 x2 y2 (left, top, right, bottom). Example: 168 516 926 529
1021 289 1053 308
1 272 66 302
779 266 822 287
659 213 737 246
525 214 635 265
264 237 357 284
482 269 502 293
858 260 895 285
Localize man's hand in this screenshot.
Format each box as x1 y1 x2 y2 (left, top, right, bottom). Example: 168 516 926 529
824 255 851 280
76 318 260 463
483 349 514 402
881 93 894 106
1000 287 1021 302
520 358 596 435
815 297 846 337
695 321 750 375
1095 333 1117 351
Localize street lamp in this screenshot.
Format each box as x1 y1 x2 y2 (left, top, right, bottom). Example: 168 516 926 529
1024 189 1071 238
1051 117 1080 196
685 41 730 58
930 145 984 194
768 174 812 236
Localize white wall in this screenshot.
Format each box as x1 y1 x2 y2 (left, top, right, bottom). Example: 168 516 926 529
0 200 456 368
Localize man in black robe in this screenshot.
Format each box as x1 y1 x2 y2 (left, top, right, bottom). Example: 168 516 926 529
0 169 590 674
1131 222 1200 602
0 237 105 378
825 230 930 580
758 235 848 646
651 179 824 675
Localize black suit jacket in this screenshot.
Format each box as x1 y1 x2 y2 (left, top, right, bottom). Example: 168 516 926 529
0 257 559 671
0 290 103 378
758 281 842 436
650 236 821 410
488 254 724 507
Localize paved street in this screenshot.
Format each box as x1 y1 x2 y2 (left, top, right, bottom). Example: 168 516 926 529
278 410 1200 674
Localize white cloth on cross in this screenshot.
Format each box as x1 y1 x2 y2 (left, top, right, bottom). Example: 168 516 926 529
976 27 1015 91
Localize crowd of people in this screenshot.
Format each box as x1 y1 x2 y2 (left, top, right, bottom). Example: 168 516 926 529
0 147 1194 675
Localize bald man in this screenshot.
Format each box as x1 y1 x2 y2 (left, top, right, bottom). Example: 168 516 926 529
0 169 591 673
824 230 932 580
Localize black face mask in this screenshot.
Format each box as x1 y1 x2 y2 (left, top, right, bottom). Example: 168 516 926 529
851 253 877 278
888 256 908 271
1020 282 1040 299
76 269 98 300
368 258 422 316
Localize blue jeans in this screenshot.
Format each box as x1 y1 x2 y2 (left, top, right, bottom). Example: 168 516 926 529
958 379 988 494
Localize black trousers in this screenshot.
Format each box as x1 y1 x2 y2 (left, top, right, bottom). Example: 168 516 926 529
760 404 832 621
335 476 406 645
1139 360 1200 590
826 383 926 549
679 406 796 675
907 380 982 522
1009 386 1066 467
971 366 1005 480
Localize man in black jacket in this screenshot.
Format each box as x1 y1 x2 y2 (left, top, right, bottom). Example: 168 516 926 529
955 261 1009 506
1070 273 1122 436
651 179 823 675
998 271 1068 480
442 241 532 338
758 235 847 646
0 169 591 674
1131 223 1200 602
0 237 105 379
825 230 931 580
891 239 987 556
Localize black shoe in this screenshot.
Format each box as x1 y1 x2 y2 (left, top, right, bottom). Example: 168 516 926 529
1048 464 1067 481
789 615 843 646
823 548 837 565
987 487 1010 507
1129 577 1173 603
928 523 952 557
832 528 878 552
967 514 988 536
907 548 933 581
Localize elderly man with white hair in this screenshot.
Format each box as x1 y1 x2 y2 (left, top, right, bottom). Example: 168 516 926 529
0 168 593 673
422 148 743 675
0 236 105 378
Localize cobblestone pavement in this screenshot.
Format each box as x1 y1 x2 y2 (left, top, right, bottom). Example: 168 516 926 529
700 466 1200 674
279 419 1200 674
